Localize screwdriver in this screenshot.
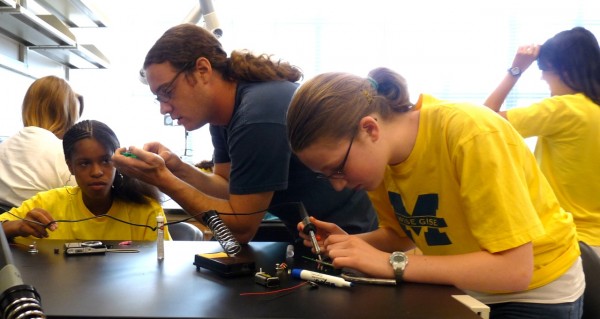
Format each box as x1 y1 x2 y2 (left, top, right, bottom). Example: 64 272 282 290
298 202 323 262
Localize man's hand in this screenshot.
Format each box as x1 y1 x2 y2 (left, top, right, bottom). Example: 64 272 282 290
113 146 173 189
143 142 184 173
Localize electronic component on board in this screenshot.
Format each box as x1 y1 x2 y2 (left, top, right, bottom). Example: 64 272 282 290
254 269 280 288
121 151 138 159
64 242 107 255
63 241 139 256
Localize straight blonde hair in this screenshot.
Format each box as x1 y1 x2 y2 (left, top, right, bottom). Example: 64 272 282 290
22 76 79 139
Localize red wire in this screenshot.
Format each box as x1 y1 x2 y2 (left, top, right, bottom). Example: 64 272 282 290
239 281 309 296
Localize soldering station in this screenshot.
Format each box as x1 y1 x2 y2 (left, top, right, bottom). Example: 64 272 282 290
191 202 352 291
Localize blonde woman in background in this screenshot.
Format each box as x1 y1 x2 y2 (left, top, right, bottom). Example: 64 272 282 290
0 76 81 209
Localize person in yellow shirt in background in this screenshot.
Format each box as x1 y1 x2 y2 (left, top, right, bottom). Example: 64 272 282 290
1 120 170 242
287 67 583 318
484 26 600 256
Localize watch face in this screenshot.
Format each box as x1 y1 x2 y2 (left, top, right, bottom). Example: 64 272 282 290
391 252 407 263
509 67 522 76
390 252 407 282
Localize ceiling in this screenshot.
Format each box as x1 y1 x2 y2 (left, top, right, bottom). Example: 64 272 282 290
70 0 200 65
82 0 199 29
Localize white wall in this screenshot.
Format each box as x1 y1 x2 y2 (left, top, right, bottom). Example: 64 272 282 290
2 0 600 162
0 32 67 139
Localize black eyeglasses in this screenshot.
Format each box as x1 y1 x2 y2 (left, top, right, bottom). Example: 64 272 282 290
318 132 356 180
155 61 194 103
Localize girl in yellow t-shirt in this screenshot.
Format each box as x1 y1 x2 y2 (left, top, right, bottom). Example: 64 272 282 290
286 68 583 318
485 27 600 254
1 120 170 241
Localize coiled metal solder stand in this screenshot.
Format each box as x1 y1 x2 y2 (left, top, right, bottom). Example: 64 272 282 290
201 210 242 256
0 226 45 319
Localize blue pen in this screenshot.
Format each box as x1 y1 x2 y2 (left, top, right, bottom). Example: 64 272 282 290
291 268 353 288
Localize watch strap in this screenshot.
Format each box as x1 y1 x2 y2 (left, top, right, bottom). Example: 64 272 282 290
389 251 408 284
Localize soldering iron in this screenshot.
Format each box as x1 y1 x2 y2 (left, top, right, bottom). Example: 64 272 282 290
297 202 323 262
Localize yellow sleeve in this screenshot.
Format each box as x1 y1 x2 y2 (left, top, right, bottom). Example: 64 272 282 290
0 193 44 222
367 180 406 239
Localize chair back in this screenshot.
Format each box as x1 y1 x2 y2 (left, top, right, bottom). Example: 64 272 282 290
579 241 600 319
0 203 14 214
168 222 204 241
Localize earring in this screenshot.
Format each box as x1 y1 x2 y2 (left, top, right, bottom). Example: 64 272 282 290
112 171 124 190
65 175 72 186
64 175 78 195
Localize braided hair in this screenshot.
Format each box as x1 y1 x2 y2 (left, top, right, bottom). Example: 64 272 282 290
63 120 160 204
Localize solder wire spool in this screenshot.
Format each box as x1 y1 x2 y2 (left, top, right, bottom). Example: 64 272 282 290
201 210 242 256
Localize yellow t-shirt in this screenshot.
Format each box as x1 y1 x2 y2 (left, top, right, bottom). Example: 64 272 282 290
507 93 600 246
1 186 171 241
369 94 580 291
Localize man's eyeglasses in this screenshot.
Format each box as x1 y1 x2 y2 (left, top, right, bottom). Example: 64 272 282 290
318 132 356 180
155 61 194 103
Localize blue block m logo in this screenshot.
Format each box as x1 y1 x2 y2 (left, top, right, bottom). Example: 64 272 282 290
388 192 450 246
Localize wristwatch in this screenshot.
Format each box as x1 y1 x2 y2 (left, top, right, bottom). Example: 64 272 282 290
389 251 408 284
507 66 522 77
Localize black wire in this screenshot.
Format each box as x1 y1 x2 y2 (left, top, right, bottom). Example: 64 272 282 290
151 201 299 228
0 201 301 232
2 210 159 231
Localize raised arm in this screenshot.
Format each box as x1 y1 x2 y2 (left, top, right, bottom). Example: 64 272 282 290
484 44 540 117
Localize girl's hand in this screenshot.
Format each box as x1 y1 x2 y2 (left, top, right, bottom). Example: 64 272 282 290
325 235 394 279
511 44 540 72
17 208 57 238
297 216 347 256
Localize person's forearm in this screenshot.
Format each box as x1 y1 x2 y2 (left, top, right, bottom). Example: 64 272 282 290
157 174 233 218
485 44 539 111
404 244 533 292
484 73 520 112
356 227 414 252
158 174 271 244
169 162 230 199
